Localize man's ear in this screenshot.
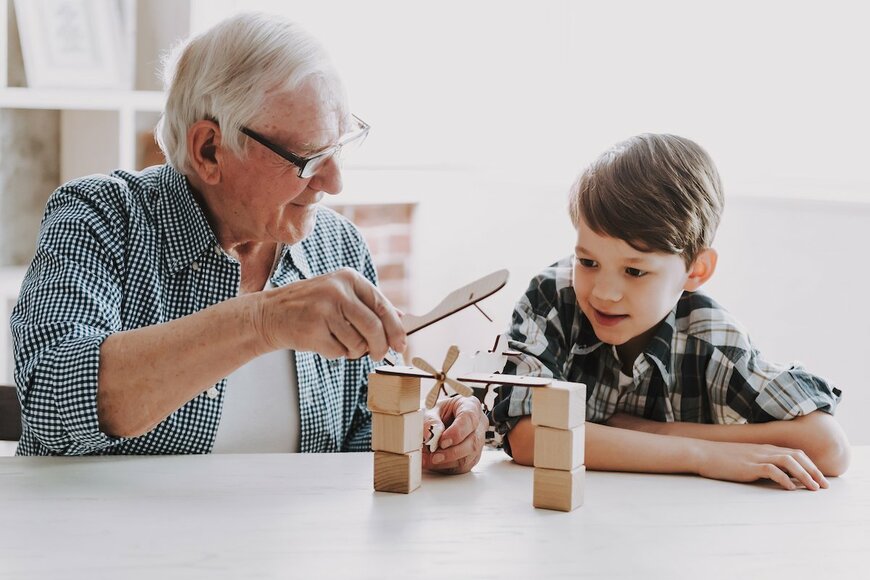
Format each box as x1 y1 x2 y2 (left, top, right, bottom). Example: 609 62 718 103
187 120 224 185
684 248 718 291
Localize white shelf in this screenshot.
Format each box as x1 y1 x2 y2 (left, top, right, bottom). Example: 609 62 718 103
0 87 164 112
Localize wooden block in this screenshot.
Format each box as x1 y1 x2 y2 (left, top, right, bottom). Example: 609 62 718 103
533 425 584 470
374 450 422 493
367 373 421 415
533 466 585 512
371 409 424 454
531 381 586 429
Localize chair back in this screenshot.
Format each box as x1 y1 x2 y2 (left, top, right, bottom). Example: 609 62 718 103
0 385 22 441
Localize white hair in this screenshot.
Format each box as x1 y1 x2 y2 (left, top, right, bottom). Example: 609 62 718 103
155 12 342 174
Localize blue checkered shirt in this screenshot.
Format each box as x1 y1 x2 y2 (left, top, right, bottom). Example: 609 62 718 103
11 165 377 455
490 257 842 448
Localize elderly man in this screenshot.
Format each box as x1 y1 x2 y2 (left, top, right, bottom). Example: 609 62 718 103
10 13 485 473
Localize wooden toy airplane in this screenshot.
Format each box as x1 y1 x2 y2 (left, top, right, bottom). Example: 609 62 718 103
374 364 552 388
401 269 509 336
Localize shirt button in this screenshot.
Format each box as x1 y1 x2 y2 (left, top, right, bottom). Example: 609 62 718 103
191 261 201 271
205 387 219 399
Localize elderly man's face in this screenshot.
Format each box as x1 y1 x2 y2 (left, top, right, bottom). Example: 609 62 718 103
223 78 347 245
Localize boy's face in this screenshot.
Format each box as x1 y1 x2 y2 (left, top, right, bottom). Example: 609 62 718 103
572 217 701 357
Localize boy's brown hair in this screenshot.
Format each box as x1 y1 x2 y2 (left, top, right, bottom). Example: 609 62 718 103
568 134 724 269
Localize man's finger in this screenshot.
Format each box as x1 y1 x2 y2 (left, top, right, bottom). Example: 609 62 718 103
431 430 480 465
326 313 367 359
439 398 481 448
350 272 406 354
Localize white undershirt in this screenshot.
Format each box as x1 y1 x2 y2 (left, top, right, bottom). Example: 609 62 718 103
211 348 300 453
212 276 301 453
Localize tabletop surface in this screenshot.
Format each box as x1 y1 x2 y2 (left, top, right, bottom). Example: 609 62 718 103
1 447 868 579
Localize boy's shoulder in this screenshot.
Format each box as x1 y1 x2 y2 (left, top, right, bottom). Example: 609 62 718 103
674 291 753 356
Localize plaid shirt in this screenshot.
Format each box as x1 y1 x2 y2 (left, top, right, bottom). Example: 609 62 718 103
490 257 841 444
11 165 377 456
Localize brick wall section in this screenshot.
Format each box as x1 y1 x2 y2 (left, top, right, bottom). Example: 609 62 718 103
329 204 416 315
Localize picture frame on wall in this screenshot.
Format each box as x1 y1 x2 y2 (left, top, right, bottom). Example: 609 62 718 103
13 0 127 89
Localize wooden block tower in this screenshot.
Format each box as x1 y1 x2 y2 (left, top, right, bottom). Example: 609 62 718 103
367 373 424 494
531 381 586 512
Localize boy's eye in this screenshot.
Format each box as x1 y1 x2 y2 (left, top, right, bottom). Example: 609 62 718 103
576 257 597 268
625 267 647 278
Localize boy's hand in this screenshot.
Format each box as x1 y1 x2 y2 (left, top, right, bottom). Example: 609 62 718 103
694 440 829 491
421 396 486 475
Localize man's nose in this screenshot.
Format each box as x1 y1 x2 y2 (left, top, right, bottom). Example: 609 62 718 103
310 156 343 195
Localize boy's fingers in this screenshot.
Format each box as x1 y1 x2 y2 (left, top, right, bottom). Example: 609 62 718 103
792 450 829 489
779 454 820 491
762 463 796 490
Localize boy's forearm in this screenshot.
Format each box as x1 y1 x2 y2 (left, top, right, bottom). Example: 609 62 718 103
608 411 850 476
507 416 704 473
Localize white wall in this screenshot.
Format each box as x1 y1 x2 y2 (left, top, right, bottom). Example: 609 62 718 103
193 0 870 441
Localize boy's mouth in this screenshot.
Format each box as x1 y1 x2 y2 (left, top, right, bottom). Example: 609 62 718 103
592 308 628 327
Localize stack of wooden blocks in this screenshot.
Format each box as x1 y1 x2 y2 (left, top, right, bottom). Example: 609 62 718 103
531 381 586 512
367 373 424 494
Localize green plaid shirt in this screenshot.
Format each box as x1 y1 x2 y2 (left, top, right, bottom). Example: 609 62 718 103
12 165 377 456
490 257 841 446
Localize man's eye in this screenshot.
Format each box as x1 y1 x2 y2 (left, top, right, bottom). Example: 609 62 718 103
576 258 597 268
625 267 647 278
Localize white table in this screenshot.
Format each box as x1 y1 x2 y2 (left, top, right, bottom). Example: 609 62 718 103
1 447 868 579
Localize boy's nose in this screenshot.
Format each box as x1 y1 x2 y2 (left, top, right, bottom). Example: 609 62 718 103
591 277 622 302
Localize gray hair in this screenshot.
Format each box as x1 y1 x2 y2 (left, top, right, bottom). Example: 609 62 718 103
155 12 341 174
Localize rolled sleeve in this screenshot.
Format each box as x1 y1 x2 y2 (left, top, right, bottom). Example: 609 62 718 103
12 189 125 454
723 347 842 423
28 332 122 453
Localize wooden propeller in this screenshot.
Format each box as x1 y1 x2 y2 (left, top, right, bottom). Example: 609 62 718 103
412 345 474 408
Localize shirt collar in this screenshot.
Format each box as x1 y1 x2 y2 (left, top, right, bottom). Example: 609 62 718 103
642 306 677 384
155 165 222 273
570 301 679 384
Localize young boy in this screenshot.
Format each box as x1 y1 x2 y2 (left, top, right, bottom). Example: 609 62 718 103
490 134 849 490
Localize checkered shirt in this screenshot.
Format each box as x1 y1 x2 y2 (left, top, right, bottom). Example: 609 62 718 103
11 165 377 456
489 257 842 447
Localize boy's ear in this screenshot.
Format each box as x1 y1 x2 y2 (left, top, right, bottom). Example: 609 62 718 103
684 248 718 292
186 120 224 185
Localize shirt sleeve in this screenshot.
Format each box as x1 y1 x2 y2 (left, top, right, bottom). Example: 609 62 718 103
708 345 842 423
11 186 126 454
489 269 572 454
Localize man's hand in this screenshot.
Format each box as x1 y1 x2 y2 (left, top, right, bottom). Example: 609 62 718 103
253 268 406 360
422 396 487 475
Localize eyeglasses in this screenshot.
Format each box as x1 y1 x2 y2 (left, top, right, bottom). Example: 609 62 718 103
240 114 370 179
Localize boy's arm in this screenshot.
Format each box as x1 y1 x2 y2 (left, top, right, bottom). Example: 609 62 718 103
507 416 830 490
605 411 850 476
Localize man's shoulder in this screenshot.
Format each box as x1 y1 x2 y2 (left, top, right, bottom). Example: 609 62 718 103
46 165 165 224
674 291 753 358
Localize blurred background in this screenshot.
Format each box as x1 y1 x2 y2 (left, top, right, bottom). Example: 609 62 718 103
1 0 868 443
